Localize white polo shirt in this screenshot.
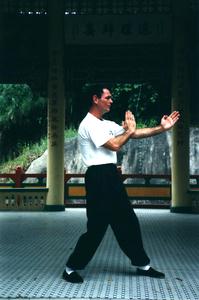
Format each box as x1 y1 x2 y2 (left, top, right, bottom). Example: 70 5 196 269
78 113 125 167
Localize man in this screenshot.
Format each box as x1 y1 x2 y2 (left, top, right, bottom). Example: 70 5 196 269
63 85 180 283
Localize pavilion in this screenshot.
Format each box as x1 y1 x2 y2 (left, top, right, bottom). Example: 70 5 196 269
0 0 199 212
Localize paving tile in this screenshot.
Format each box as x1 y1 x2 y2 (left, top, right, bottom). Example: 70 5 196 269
0 208 199 299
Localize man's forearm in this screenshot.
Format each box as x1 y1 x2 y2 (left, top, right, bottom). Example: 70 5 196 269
132 125 166 139
103 130 133 151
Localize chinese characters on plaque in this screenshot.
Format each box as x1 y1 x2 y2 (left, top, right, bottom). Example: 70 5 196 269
64 15 171 44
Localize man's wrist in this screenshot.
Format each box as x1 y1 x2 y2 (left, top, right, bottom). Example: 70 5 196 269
158 125 166 133
125 129 135 137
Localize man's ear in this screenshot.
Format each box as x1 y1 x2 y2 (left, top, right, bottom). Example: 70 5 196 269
93 95 99 104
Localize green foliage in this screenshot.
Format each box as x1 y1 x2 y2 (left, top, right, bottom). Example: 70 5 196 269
109 83 159 123
0 128 77 173
136 118 158 128
0 84 47 160
64 127 77 138
0 136 47 173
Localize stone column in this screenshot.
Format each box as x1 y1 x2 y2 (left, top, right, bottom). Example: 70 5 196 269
46 0 65 211
171 0 191 213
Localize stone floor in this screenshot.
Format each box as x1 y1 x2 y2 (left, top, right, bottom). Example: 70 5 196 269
0 208 199 300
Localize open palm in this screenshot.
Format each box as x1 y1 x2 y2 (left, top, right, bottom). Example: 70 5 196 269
161 111 180 130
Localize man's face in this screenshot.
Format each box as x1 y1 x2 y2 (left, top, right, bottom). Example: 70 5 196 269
97 88 113 114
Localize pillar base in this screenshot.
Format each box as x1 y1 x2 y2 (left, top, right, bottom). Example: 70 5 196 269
44 205 65 211
170 206 192 214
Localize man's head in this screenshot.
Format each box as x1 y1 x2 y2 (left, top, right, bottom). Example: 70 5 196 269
84 84 113 115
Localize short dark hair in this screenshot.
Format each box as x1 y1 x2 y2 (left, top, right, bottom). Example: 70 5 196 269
82 83 110 104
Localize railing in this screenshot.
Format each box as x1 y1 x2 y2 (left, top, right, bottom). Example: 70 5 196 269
0 167 47 210
64 174 171 208
65 173 199 208
0 167 46 187
0 167 199 210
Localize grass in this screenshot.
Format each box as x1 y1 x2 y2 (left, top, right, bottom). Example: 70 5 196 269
0 138 48 173
0 128 77 173
64 127 77 139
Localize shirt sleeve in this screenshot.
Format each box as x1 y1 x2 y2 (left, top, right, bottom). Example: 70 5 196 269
111 121 125 136
88 123 113 148
87 120 125 148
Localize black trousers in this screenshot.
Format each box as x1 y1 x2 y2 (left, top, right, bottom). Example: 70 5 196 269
66 163 150 270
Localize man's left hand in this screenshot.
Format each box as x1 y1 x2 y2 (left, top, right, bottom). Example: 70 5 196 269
160 111 180 130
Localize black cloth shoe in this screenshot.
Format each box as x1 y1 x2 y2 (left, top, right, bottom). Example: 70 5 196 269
136 267 165 278
62 270 83 283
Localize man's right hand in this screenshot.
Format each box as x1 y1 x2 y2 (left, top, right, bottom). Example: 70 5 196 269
122 110 136 136
103 111 137 152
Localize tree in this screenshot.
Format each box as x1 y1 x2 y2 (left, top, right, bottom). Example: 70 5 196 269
0 84 47 160
104 83 159 126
